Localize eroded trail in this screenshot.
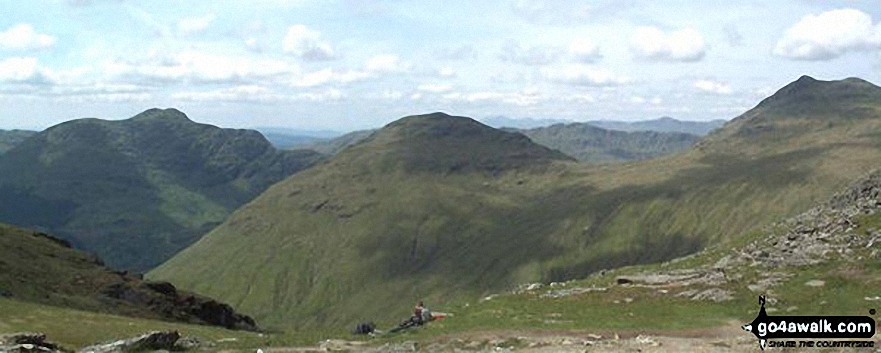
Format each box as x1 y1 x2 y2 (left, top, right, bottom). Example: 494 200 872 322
250 321 879 352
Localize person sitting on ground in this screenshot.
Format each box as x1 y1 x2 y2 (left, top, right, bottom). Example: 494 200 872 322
413 301 425 325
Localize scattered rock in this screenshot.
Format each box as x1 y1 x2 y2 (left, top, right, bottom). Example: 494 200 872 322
175 336 200 350
690 288 734 302
0 333 63 353
79 331 180 353
635 335 659 346
804 280 825 287
540 286 607 299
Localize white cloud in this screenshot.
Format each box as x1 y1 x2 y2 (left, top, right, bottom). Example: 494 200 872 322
694 79 733 94
443 90 542 106
297 88 344 102
541 64 629 86
438 67 456 77
499 41 562 66
382 90 403 100
630 27 706 62
566 93 596 103
173 85 281 102
569 38 601 63
774 8 881 61
630 95 646 104
0 24 56 51
173 86 344 103
245 38 262 53
365 54 409 73
436 45 478 61
417 83 453 93
293 68 369 87
177 14 215 36
283 24 338 61
0 57 40 82
103 51 299 84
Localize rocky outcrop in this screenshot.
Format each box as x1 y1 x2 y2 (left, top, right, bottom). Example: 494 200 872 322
0 333 66 353
77 331 186 353
562 170 881 302
100 280 257 331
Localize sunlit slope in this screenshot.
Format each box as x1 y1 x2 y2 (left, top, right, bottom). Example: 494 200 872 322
151 77 881 329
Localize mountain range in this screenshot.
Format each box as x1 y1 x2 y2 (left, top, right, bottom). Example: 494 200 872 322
481 115 725 136
148 76 881 330
513 123 699 163
0 108 324 271
586 117 726 135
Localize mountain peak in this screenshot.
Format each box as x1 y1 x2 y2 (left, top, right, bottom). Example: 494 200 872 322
383 112 487 137
130 108 192 123
755 76 881 112
794 74 818 84
342 112 574 173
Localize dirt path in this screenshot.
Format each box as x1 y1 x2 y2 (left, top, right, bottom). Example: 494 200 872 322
252 321 880 352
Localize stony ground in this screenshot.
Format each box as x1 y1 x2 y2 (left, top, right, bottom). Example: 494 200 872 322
253 324 881 352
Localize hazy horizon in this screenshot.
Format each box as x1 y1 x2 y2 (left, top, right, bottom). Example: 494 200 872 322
2 0 880 131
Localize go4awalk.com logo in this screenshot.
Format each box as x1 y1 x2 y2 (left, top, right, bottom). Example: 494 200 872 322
742 296 876 350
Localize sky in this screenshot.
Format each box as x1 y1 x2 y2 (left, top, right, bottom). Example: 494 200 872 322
1 0 880 131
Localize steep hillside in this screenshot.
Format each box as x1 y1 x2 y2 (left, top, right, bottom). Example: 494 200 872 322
587 117 725 135
150 77 881 330
0 108 324 271
0 222 256 330
515 123 699 163
0 129 37 154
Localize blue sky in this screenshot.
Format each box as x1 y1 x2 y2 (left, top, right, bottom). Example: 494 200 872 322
1 0 880 131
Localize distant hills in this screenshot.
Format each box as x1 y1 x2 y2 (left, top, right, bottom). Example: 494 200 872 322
482 116 725 136
274 124 700 164
254 127 344 150
0 108 324 271
0 129 36 154
149 76 881 330
513 124 699 163
305 129 375 155
0 222 257 330
481 116 573 129
586 117 726 136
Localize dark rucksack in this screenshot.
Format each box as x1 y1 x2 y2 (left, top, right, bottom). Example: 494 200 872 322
352 321 376 335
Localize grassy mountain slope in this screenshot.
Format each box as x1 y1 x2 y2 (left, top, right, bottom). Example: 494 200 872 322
0 222 256 331
424 167 881 342
587 117 726 135
0 108 324 271
150 77 881 330
514 123 699 163
0 129 37 154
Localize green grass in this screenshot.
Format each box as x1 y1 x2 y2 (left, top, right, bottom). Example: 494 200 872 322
0 297 340 350
150 85 881 332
